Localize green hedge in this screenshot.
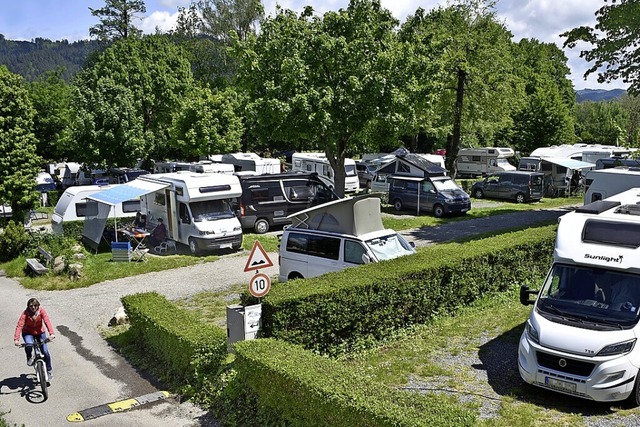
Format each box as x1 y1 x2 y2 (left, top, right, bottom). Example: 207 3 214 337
121 292 227 393
243 225 556 356
225 338 476 427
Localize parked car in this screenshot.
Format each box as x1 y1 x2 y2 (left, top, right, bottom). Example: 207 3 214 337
471 171 544 203
355 161 377 190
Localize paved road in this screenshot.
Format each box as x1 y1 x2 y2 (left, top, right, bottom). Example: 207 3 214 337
0 204 575 426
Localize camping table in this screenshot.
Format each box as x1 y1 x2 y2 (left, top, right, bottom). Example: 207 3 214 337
118 228 150 261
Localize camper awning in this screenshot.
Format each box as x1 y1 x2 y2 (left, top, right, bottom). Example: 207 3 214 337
87 179 169 206
542 157 595 170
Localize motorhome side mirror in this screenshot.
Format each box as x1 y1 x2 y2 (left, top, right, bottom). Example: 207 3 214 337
520 285 538 306
361 254 371 264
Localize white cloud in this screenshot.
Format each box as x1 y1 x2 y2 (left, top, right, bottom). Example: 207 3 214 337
142 10 179 34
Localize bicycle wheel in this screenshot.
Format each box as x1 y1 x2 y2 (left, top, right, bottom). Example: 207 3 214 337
36 360 48 400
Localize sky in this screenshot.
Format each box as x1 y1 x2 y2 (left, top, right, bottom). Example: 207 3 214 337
0 0 626 91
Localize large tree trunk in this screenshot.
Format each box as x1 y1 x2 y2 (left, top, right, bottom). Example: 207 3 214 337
446 68 466 178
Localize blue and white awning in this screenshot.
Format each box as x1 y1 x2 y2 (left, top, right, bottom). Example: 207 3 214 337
87 179 169 206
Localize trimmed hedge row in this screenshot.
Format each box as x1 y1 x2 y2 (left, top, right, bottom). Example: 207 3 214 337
243 225 557 356
227 338 476 427
121 292 227 392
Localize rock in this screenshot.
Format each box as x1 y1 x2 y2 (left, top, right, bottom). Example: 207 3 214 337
52 256 66 274
73 253 87 260
68 263 83 281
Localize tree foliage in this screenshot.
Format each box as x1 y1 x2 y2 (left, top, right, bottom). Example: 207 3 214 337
236 0 401 196
169 86 244 159
71 35 194 167
198 0 264 43
89 0 147 41
562 0 640 95
0 66 41 218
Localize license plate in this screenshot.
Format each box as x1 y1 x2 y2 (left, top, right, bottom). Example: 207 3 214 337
220 243 232 249
545 377 576 393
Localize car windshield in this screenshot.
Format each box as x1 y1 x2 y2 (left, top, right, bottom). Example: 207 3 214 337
537 263 640 329
189 199 234 222
433 178 460 191
365 232 415 261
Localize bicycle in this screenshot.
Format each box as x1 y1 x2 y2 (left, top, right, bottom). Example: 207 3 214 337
19 336 52 400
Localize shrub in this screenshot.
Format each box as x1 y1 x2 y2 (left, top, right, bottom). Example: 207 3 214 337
0 221 31 262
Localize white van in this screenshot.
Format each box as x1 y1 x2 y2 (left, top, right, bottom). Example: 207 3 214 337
278 195 415 282
584 168 640 204
138 172 243 254
51 185 140 234
519 188 640 405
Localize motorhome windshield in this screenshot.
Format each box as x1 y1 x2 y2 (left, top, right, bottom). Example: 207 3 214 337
433 178 459 192
537 263 640 330
345 164 357 177
496 158 512 167
365 233 415 261
190 199 234 222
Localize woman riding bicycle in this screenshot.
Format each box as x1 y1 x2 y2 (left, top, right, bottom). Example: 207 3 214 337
13 298 56 379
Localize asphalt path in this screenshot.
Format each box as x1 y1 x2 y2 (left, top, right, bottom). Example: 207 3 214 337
0 203 576 426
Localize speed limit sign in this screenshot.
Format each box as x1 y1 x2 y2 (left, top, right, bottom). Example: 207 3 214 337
249 273 271 298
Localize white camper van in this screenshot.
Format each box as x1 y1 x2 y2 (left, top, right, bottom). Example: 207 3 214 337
584 168 640 204
221 152 281 174
519 188 640 405
278 195 415 282
138 172 243 254
291 152 359 193
51 185 140 234
456 147 515 177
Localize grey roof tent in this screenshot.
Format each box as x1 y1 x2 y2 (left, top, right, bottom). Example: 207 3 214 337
288 194 384 236
374 148 447 178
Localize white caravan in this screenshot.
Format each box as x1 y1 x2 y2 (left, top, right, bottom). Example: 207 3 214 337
519 188 640 405
138 172 243 254
456 147 515 177
584 168 640 204
51 185 140 234
291 152 359 193
221 152 281 175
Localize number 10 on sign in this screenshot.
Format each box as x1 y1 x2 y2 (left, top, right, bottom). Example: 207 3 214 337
250 273 271 298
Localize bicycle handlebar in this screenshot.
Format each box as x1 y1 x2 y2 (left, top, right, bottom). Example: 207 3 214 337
18 337 52 348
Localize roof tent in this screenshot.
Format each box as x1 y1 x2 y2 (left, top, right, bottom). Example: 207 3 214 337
288 194 384 236
82 179 169 250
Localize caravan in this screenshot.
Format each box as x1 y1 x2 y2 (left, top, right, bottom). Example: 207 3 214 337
584 168 640 204
221 152 281 175
519 188 640 405
291 152 359 193
51 185 140 234
455 147 516 177
138 172 243 255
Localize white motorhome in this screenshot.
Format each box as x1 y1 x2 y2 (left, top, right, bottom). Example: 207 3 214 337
278 194 415 282
519 188 640 405
54 162 82 188
221 152 281 175
456 147 515 177
584 168 640 204
582 147 634 165
291 152 359 193
138 172 243 254
51 185 140 234
518 157 594 193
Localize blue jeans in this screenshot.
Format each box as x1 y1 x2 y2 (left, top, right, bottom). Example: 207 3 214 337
23 332 52 372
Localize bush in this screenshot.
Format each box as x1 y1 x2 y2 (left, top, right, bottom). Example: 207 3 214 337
0 221 31 262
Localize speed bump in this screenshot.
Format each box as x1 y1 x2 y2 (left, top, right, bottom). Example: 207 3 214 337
66 391 170 422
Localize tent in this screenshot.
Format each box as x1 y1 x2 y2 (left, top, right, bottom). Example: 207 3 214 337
82 179 169 251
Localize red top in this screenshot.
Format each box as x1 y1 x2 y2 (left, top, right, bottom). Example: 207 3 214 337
14 307 55 341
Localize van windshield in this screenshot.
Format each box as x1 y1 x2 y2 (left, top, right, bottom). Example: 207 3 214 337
537 263 640 330
432 178 460 192
190 199 235 222
365 233 415 261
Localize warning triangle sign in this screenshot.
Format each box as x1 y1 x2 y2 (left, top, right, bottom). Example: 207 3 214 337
244 241 274 272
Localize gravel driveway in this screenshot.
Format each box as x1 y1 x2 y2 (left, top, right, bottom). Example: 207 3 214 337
0 203 580 426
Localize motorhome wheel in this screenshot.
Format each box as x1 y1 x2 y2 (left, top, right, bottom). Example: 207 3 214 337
188 238 200 255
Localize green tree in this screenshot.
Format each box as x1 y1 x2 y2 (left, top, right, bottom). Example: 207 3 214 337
0 66 41 219
510 39 575 154
27 69 74 162
421 0 521 176
575 100 629 146
72 35 194 167
562 0 640 94
169 86 244 158
89 0 146 41
236 0 401 196
198 0 264 43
